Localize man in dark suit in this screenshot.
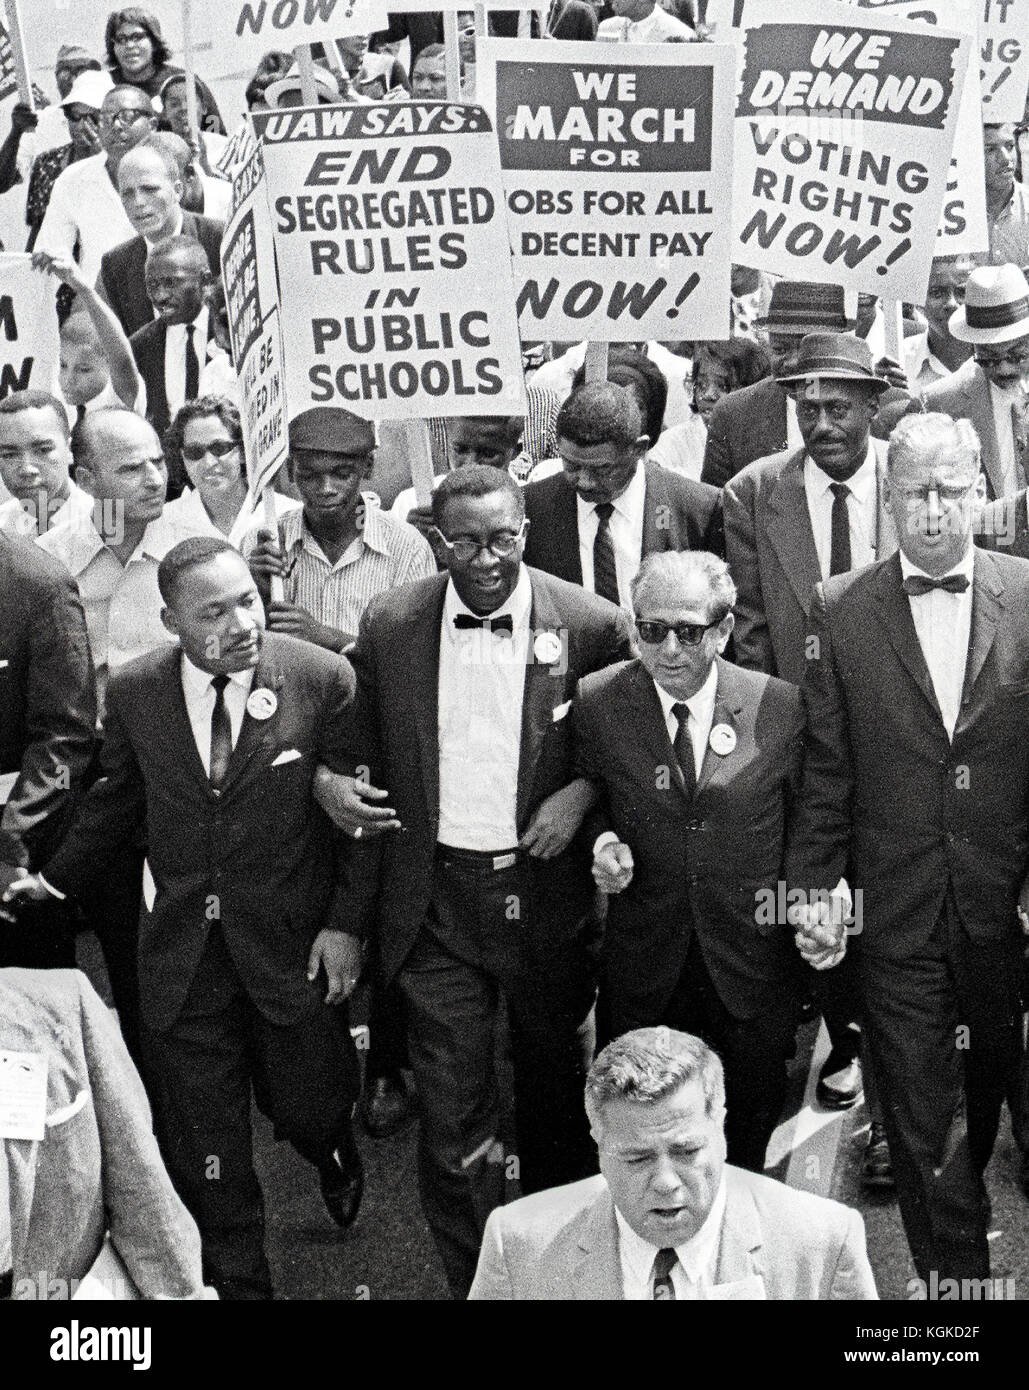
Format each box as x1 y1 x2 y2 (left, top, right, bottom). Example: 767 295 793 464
98 135 223 338
322 464 633 1297
130 236 215 441
5 538 363 1300
523 382 722 609
0 533 96 970
787 412 1029 1281
701 282 856 489
574 550 804 1170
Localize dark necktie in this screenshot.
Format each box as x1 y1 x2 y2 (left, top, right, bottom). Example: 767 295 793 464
670 701 697 799
901 573 970 597
593 501 619 605
208 674 232 789
75 403 87 428
453 612 514 635
652 1247 678 1300
184 323 200 401
828 482 852 577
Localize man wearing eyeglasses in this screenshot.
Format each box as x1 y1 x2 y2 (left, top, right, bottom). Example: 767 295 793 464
321 463 633 1297
36 86 156 288
573 550 805 1171
787 411 1029 1281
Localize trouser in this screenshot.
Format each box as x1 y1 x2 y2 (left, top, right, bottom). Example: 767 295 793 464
74 844 144 1067
808 950 863 1066
144 927 360 1300
605 935 798 1173
398 846 597 1298
365 975 409 1081
0 896 76 970
860 894 1025 1284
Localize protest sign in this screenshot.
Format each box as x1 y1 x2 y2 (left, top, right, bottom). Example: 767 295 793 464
209 0 387 70
251 100 526 423
979 0 1029 123
0 255 59 399
0 16 18 103
478 38 736 341
221 148 288 501
732 0 970 304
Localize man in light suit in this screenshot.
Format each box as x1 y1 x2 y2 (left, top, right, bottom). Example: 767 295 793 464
787 413 1029 1282
574 551 804 1171
469 1028 877 1300
324 464 633 1297
6 538 363 1300
522 382 722 611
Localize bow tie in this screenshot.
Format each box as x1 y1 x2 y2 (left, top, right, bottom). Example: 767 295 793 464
453 612 514 635
901 573 970 597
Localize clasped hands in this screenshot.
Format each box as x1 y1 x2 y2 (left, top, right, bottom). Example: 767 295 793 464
788 883 852 970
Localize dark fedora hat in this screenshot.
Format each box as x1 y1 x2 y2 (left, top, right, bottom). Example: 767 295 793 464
755 281 856 336
776 333 889 392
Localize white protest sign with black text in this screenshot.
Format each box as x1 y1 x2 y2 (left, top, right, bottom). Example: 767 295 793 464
210 0 388 72
479 39 736 342
0 255 59 399
979 0 1029 123
252 101 525 422
733 0 970 304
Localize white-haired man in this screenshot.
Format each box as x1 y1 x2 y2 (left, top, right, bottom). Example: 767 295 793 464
469 1027 877 1300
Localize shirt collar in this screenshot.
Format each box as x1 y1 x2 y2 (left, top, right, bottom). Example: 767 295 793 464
652 660 718 723
805 441 878 503
444 564 532 630
296 493 389 565
615 1175 727 1289
180 650 256 699
167 304 208 344
145 207 184 250
898 546 975 584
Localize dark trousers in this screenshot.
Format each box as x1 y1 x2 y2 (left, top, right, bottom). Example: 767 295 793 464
860 894 1025 1283
398 847 597 1298
144 926 360 1300
365 974 409 1080
0 896 76 969
808 950 863 1065
74 844 144 1066
604 935 797 1172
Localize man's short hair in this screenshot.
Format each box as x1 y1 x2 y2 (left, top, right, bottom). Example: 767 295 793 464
73 406 159 472
158 535 240 604
556 382 643 452
432 462 525 528
571 349 668 446
631 550 736 622
887 411 980 477
0 389 70 439
125 133 182 183
445 414 525 448
585 1028 726 1129
147 234 211 278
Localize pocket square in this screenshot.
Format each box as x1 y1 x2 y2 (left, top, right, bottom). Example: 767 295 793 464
0 659 8 669
552 700 572 723
271 749 303 767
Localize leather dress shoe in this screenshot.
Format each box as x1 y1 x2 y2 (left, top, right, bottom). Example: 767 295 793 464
815 1051 862 1110
861 1122 895 1189
362 1073 415 1139
319 1136 364 1230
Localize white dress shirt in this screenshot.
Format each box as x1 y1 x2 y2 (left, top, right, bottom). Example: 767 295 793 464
166 484 300 551
785 394 803 453
437 569 532 851
35 153 135 288
989 379 1028 498
164 306 210 418
576 462 647 612
143 207 185 254
804 443 879 581
0 482 93 539
180 654 255 774
598 4 695 42
615 1178 727 1300
899 547 975 740
653 662 718 781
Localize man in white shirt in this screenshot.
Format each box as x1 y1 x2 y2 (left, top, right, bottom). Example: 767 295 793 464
597 0 695 44
0 390 95 538
904 254 975 390
469 1028 877 1299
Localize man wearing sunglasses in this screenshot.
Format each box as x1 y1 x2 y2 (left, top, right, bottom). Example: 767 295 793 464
322 463 632 1297
573 550 806 1172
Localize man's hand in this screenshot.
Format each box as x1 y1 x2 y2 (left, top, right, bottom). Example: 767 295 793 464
520 780 595 860
247 527 287 601
266 600 345 651
1 868 47 923
875 355 908 392
313 767 401 837
593 840 634 894
307 929 363 1005
404 504 435 543
790 892 848 970
32 249 86 293
10 103 38 136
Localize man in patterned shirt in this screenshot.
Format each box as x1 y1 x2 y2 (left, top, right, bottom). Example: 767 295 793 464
245 406 437 650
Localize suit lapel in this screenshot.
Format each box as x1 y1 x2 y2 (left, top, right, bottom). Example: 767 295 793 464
764 451 822 614
569 1189 625 1300
696 657 745 793
711 1170 766 1293
556 478 583 584
956 550 1004 733
411 582 446 837
872 554 945 725
153 646 208 787
218 642 283 795
517 575 568 826
641 462 668 557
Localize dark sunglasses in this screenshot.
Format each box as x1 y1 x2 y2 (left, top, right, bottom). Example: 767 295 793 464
181 439 241 463
636 614 728 647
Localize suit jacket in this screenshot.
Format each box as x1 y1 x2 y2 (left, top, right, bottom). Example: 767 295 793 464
130 314 217 440
701 377 788 490
336 567 634 981
724 440 896 685
575 656 803 1024
468 1166 877 1300
786 549 1029 958
0 534 96 870
1 967 206 1299
976 488 1029 560
97 212 224 339
44 632 356 1032
522 460 723 591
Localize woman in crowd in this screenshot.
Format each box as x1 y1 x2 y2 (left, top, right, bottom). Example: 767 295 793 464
104 7 225 132
650 337 771 479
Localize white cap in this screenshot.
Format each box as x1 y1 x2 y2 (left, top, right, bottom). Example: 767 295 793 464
61 69 115 111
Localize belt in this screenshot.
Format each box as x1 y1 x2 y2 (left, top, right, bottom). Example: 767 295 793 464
436 843 522 872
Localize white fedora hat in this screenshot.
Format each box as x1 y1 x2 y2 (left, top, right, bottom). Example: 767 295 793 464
950 263 1029 344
